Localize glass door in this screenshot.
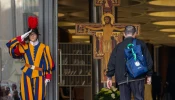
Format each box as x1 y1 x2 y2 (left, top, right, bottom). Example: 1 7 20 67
0 0 58 99
0 0 40 99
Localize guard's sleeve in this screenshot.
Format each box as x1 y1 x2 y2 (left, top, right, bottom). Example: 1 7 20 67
6 36 25 59
45 46 55 80
106 45 117 79
142 42 153 76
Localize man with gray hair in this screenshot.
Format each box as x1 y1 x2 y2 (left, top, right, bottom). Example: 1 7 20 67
106 25 153 100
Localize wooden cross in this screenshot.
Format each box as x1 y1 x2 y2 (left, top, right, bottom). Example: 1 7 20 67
75 0 140 83
95 0 120 15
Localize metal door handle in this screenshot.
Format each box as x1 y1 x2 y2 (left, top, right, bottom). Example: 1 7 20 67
58 49 63 85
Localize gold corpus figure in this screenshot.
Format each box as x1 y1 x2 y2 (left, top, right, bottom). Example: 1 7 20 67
86 13 124 82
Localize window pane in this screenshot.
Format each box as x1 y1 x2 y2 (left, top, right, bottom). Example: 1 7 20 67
23 0 39 32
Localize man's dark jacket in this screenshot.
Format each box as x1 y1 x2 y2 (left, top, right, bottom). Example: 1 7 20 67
106 37 153 85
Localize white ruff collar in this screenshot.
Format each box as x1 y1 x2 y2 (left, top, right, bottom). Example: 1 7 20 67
30 40 39 46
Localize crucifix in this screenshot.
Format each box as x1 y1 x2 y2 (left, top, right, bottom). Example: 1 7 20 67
75 0 140 83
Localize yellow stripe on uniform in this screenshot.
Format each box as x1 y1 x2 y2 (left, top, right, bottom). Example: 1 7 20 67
22 53 30 73
29 43 34 62
18 44 25 54
22 66 28 73
11 37 17 42
24 53 29 64
10 40 19 49
20 73 26 100
32 70 39 78
46 46 53 69
9 47 12 56
9 40 19 56
50 70 52 74
8 38 21 56
26 76 34 100
38 76 43 100
34 43 45 67
32 43 45 78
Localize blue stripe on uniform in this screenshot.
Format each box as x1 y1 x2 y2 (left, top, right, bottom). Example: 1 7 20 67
42 76 45 99
39 56 44 76
26 44 34 65
43 56 47 71
45 51 50 71
34 77 39 100
24 74 29 100
34 42 40 61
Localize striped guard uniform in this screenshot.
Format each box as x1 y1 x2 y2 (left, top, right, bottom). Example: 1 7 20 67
6 36 55 100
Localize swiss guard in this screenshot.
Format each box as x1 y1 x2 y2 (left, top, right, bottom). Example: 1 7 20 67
6 16 55 100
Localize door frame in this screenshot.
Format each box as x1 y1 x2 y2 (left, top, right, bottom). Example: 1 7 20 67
39 0 58 99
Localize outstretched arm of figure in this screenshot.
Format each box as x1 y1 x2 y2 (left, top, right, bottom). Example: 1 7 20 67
113 27 124 32
97 0 103 3
85 26 103 31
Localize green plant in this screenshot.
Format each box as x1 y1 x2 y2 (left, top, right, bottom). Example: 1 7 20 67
95 86 120 100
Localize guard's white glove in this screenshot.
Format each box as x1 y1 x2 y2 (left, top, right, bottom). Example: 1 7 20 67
107 78 112 89
147 76 152 85
45 79 50 86
21 29 32 41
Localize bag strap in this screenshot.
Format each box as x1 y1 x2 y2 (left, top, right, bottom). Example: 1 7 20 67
126 39 137 60
132 38 137 45
127 38 136 49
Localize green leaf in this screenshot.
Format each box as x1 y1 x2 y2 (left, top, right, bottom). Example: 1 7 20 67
99 97 104 100
101 88 109 92
107 90 112 94
112 88 117 92
117 91 120 95
96 87 120 100
111 93 115 99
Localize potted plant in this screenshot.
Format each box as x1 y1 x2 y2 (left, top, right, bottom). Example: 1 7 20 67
95 86 120 100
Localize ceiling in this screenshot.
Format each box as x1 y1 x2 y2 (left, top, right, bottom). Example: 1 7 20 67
58 0 175 46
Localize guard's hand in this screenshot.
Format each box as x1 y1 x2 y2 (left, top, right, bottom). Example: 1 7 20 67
45 79 50 86
147 76 151 85
21 29 32 41
107 78 112 89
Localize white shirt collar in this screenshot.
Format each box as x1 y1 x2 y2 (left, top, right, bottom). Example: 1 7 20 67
30 40 39 46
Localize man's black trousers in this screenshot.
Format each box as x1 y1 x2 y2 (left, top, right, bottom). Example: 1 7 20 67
119 80 145 100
